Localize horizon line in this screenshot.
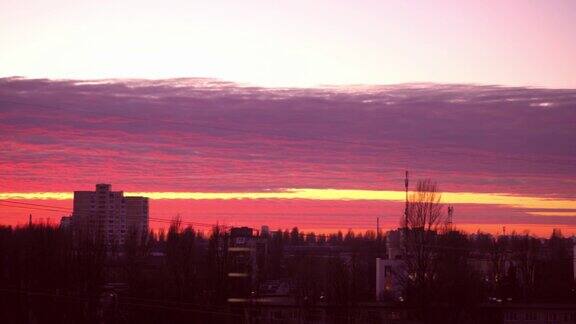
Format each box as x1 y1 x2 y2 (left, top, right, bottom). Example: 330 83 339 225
1 188 575 215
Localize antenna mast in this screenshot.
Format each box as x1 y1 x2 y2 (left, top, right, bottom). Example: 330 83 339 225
404 171 409 228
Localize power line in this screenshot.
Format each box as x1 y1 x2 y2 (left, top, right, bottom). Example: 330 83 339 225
0 202 69 213
0 199 70 211
3 192 576 240
0 198 400 231
2 205 573 255
2 198 574 235
0 288 243 318
0 199 388 230
0 200 232 229
1 198 571 253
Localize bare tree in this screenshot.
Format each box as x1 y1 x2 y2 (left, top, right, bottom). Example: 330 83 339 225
400 179 449 322
402 179 446 231
402 179 448 276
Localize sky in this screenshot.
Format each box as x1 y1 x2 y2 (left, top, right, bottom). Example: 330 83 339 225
0 78 575 236
0 1 575 236
1 0 576 88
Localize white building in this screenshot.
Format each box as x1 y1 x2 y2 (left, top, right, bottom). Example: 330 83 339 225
72 184 148 246
376 229 405 301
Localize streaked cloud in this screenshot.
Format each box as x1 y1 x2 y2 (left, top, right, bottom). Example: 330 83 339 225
526 211 576 217
1 78 575 235
2 188 575 211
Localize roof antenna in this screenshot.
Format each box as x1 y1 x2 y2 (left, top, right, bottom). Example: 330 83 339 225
404 171 409 228
447 205 454 229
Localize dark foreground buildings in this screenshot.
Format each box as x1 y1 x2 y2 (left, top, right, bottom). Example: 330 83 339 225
1 201 575 323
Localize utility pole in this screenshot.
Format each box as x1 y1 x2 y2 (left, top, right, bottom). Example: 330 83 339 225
447 205 454 230
404 171 409 228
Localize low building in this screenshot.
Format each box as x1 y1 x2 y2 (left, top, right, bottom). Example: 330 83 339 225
482 303 576 324
376 229 405 301
245 302 408 324
227 227 268 303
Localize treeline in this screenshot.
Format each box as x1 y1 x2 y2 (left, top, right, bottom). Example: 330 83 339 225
0 222 574 324
0 223 107 323
0 222 234 323
397 228 575 323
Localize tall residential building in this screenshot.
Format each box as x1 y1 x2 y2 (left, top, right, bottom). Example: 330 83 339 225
71 184 148 246
126 196 149 242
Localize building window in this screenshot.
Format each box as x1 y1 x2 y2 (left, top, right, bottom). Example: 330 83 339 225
550 312 557 321
525 311 536 321
385 265 392 277
505 311 518 321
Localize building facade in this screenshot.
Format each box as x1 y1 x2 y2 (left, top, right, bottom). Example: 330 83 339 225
125 196 149 243
227 227 268 303
71 184 148 246
376 229 405 301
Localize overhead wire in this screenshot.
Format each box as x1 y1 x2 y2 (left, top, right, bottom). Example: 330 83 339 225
1 199 570 254
0 288 243 318
0 199 231 229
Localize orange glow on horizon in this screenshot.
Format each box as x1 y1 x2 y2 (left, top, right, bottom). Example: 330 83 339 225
1 188 575 211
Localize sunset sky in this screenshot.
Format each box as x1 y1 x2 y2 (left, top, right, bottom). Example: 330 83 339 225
1 0 576 88
1 1 575 236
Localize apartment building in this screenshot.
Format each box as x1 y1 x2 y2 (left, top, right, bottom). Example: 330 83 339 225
72 184 148 246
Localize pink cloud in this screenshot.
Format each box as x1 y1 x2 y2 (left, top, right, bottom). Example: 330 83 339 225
1 78 575 235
